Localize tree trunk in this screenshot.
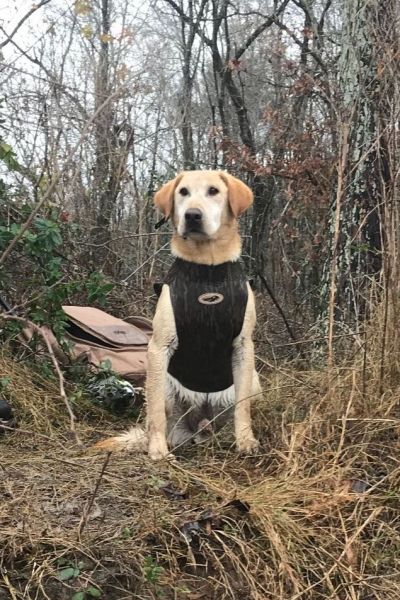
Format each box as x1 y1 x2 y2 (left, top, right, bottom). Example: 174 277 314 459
322 0 393 329
91 0 113 268
179 1 195 169
89 0 134 274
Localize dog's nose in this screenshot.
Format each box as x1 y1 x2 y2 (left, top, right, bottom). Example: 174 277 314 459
184 208 203 223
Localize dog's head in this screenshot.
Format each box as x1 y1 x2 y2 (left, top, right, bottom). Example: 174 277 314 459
154 170 253 240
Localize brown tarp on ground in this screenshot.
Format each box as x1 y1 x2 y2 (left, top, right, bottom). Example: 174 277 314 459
24 306 152 385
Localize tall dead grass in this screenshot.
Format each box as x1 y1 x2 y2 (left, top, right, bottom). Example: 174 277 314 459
0 295 399 599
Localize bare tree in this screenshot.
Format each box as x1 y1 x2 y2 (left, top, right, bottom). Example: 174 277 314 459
324 0 397 333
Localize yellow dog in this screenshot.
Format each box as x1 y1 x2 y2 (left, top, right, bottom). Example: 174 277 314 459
97 171 261 460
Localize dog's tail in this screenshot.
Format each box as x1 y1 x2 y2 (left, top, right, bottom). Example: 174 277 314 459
92 426 147 452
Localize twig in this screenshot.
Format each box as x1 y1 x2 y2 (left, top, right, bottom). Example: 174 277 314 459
0 423 68 445
121 242 169 283
379 255 391 395
0 313 80 445
78 232 164 248
1 276 67 315
0 0 52 49
78 452 112 537
0 88 123 269
257 272 306 360
327 122 349 370
2 574 19 600
291 507 383 600
362 328 367 401
336 417 400 424
268 331 363 348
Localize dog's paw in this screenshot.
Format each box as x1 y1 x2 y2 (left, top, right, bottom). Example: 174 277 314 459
148 437 174 461
149 447 175 461
236 435 260 455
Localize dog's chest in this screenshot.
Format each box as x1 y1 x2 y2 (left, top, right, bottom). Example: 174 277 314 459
163 258 248 393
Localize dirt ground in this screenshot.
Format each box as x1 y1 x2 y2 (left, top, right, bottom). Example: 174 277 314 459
1 350 399 600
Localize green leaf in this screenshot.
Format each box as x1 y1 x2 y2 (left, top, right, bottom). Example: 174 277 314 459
0 376 12 390
87 587 102 598
58 567 76 581
0 141 22 172
143 556 164 584
122 526 132 539
72 593 86 600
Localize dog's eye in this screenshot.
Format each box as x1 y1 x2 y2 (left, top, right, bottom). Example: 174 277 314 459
179 187 189 196
208 186 219 196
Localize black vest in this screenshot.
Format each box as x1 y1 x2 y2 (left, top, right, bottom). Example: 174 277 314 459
163 258 248 393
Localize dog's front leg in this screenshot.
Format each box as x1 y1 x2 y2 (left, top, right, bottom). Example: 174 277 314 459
232 285 259 454
146 285 176 460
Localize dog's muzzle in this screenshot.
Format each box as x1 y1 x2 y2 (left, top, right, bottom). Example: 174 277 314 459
183 208 203 236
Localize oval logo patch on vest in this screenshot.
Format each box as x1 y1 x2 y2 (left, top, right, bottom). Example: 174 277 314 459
198 292 224 305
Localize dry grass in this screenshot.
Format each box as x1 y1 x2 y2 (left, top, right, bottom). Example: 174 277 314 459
1 306 400 600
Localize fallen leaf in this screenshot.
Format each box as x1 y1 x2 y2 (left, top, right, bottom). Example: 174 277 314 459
161 483 188 501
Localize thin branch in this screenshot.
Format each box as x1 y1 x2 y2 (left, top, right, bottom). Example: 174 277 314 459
327 122 350 370
2 36 88 118
257 272 306 360
234 0 290 61
163 0 288 154
121 242 169 283
0 0 52 49
0 87 123 269
163 0 289 60
78 452 112 537
318 0 333 34
0 313 80 444
272 18 327 71
0 423 69 446
163 0 214 46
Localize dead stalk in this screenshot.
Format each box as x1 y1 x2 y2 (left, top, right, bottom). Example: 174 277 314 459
78 451 112 537
379 255 391 396
0 313 80 444
327 121 349 372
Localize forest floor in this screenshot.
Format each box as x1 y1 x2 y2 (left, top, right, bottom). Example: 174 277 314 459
1 308 400 599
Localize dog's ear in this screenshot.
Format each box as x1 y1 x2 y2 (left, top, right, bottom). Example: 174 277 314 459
154 174 184 217
219 172 253 217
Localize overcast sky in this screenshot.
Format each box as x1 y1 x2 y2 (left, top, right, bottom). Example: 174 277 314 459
1 1 71 61
1 0 32 24
2 0 50 29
